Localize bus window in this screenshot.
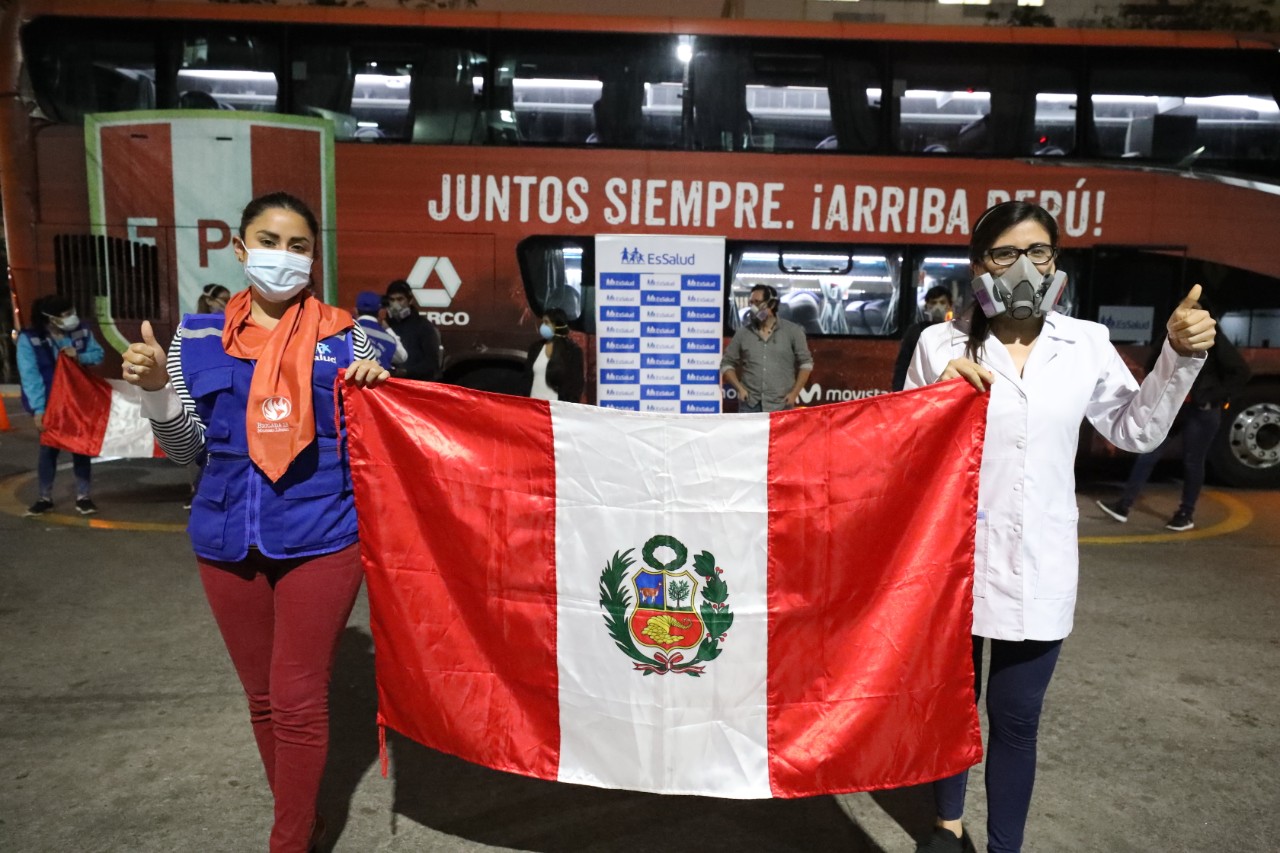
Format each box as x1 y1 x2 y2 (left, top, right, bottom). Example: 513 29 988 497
1084 248 1185 345
893 51 1075 157
24 20 156 121
730 247 901 336
518 237 589 326
691 40 878 153
1090 53 1280 170
175 30 279 112
1185 259 1280 349
493 35 684 148
293 32 487 143
914 254 971 321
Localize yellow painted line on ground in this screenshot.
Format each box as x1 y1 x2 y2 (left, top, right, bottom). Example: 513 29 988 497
1080 489 1253 545
0 470 187 532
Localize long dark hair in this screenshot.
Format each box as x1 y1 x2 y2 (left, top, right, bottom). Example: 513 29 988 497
544 307 571 338
238 191 319 241
28 293 73 334
965 201 1060 360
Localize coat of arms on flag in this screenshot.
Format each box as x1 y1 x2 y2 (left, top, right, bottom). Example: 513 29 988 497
601 535 732 677
345 380 988 799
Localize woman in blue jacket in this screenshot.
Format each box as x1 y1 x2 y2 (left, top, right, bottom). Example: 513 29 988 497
122 192 388 853
16 293 105 516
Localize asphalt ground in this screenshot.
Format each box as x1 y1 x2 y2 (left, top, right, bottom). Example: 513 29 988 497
1 390 1277 852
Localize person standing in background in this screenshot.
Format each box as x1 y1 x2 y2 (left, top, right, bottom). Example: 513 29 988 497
720 284 813 412
893 284 955 391
16 293 105 516
1097 319 1250 531
353 290 407 371
521 308 584 402
198 284 231 314
383 279 441 380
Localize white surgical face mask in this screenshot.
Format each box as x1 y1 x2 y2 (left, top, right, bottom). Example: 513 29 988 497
48 312 80 332
243 248 313 303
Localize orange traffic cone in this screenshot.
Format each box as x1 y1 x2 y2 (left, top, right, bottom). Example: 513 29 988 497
0 397 10 431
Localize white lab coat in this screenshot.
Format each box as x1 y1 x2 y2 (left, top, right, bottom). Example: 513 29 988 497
906 312 1205 641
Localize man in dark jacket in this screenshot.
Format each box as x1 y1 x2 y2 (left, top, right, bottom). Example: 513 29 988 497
1097 320 1251 532
383 279 441 381
892 284 954 392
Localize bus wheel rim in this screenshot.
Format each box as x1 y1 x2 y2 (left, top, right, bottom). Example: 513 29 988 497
1229 403 1280 470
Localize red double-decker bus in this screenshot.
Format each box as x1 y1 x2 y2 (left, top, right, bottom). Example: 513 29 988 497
3 1 1279 485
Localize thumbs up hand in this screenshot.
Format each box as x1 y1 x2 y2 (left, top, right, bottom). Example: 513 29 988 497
122 320 170 391
1166 284 1216 356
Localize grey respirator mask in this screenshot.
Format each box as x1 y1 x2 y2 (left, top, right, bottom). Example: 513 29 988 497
971 254 1067 320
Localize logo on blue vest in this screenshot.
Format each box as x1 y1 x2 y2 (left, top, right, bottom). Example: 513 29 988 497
314 342 337 364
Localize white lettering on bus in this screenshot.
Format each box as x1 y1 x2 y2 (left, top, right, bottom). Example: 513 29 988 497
425 311 470 326
424 174 1104 235
987 180 1106 237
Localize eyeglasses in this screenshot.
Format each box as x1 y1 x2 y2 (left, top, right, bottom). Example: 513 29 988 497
986 244 1057 267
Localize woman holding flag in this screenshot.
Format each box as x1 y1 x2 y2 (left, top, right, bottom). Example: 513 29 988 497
121 191 388 853
17 293 105 516
905 201 1215 853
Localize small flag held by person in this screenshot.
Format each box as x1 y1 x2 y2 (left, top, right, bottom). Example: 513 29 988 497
40 352 162 458
345 380 988 798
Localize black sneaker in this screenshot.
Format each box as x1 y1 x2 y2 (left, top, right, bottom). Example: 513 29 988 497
1096 499 1129 523
1166 511 1194 532
24 498 54 517
75 498 98 516
915 826 976 853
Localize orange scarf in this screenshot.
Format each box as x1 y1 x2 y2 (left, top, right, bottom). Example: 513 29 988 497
222 290 353 482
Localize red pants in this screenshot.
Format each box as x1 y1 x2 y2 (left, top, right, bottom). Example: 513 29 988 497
199 543 363 853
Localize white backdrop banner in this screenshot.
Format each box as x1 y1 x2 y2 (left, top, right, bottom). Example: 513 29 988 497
595 235 726 413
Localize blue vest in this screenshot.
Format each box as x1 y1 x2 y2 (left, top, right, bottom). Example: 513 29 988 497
19 326 95 413
180 314 359 562
357 315 398 369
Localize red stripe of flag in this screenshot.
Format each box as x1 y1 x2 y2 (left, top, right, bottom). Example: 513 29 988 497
766 380 987 795
345 381 561 780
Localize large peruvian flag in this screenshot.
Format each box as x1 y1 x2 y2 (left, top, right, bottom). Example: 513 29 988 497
40 354 161 459
345 382 987 798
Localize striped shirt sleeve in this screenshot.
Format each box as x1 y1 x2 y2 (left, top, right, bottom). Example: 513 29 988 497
351 323 377 362
147 326 207 466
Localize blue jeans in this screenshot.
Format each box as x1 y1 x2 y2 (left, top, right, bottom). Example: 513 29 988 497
1120 403 1221 516
934 636 1063 853
37 444 92 499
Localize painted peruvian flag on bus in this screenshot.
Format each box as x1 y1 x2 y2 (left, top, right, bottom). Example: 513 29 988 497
85 112 336 325
345 382 987 798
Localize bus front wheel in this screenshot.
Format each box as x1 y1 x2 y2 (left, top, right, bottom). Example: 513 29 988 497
1209 385 1280 488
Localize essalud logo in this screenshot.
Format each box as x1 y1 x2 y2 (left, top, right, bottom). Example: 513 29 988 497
599 534 733 676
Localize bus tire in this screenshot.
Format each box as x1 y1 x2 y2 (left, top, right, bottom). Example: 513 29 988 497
449 361 526 396
1208 384 1280 488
